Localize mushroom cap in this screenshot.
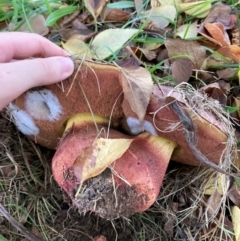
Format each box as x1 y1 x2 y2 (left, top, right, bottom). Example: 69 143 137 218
52 113 176 218
145 87 228 166
10 62 124 149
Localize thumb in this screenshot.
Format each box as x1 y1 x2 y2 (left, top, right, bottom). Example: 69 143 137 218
0 56 74 110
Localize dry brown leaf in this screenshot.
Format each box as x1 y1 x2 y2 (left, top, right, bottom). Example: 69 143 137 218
164 39 207 68
84 0 107 21
9 14 49 36
73 138 133 184
130 46 157 61
231 206 240 241
218 45 240 63
206 190 222 219
228 182 240 207
200 82 227 105
172 58 192 83
204 22 230 46
217 68 238 80
104 8 130 21
203 2 234 29
120 66 153 122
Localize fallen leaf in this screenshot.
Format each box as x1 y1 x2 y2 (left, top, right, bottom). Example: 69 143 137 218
231 206 240 241
130 46 157 61
164 38 207 68
84 0 107 21
9 14 49 36
104 8 130 21
120 66 153 122
203 22 230 46
206 190 222 218
73 138 133 184
200 82 227 105
91 28 139 60
217 68 238 80
176 21 198 39
218 45 240 63
62 35 92 59
172 58 192 83
178 0 211 18
142 5 176 29
204 174 226 195
203 2 234 29
228 182 240 207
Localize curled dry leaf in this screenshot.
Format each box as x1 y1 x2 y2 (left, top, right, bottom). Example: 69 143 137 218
142 5 176 29
73 138 133 184
120 66 153 122
171 58 192 83
164 38 207 68
199 22 230 47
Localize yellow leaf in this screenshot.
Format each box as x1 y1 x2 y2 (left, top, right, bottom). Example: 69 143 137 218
91 28 139 60
178 1 211 18
120 66 153 122
73 138 133 184
176 21 198 39
204 174 226 195
62 35 92 59
142 5 176 29
231 206 240 241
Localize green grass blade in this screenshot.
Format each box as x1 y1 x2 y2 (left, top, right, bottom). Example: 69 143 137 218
45 5 78 26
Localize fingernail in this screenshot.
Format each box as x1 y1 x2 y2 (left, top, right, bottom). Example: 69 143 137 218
58 57 74 76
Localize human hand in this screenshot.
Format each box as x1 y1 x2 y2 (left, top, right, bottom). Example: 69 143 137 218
0 32 74 110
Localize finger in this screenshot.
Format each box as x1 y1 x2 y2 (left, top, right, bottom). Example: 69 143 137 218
0 57 74 110
0 32 69 62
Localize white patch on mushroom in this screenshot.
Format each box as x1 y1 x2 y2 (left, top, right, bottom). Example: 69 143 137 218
143 120 157 136
126 117 158 135
126 117 144 135
25 89 62 121
8 103 40 136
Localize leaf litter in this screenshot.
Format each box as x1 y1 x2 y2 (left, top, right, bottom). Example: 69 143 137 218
2 0 240 240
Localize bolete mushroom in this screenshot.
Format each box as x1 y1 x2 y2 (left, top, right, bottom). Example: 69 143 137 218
52 113 176 219
7 60 234 218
